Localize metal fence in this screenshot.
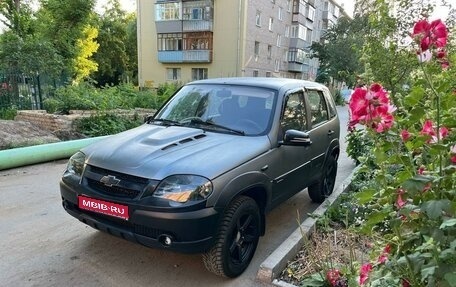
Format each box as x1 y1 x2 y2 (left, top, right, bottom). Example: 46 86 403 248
0 73 63 110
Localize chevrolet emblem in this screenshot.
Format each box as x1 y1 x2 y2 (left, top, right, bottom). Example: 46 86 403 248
100 175 121 187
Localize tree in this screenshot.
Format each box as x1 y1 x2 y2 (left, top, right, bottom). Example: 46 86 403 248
92 0 137 86
73 25 99 84
310 15 368 88
36 0 96 81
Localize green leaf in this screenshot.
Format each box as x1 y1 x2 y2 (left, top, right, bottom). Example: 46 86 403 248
409 107 426 122
402 175 432 193
440 219 456 229
404 86 425 106
421 266 436 282
445 273 456 287
355 188 377 204
421 200 451 220
300 273 326 286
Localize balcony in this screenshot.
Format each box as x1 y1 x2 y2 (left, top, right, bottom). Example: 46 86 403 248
289 38 310 50
158 50 212 63
183 20 213 32
158 51 183 63
155 20 183 33
288 62 310 73
183 50 212 62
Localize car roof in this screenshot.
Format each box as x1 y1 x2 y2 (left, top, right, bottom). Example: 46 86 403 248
187 77 327 91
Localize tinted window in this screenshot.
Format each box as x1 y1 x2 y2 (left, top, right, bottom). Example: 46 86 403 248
307 90 328 127
281 92 307 131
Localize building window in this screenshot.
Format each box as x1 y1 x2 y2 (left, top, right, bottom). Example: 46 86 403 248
255 10 261 26
157 33 182 51
287 0 291 12
268 17 274 31
192 68 208 80
307 5 315 21
288 48 307 63
267 45 272 59
275 59 280 72
254 41 260 56
285 25 290 37
290 24 306 40
266 71 272 77
182 3 213 20
276 34 281 47
278 7 283 20
253 70 259 77
167 68 181 80
155 2 181 21
306 29 312 42
183 32 212 50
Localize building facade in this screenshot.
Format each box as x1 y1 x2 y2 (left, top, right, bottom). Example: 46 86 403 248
137 0 349 88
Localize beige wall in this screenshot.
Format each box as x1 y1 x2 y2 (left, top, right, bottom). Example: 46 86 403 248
137 0 247 87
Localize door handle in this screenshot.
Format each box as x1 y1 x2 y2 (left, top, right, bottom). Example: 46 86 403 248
327 130 335 136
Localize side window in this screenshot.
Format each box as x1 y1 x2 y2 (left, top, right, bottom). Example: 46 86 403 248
281 92 307 132
307 90 328 127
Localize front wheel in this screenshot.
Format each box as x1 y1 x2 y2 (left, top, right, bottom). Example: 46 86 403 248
202 196 260 277
308 155 338 203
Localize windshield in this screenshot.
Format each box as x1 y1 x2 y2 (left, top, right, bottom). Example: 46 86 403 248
154 84 277 136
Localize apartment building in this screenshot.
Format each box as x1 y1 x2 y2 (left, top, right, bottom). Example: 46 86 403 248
137 0 349 88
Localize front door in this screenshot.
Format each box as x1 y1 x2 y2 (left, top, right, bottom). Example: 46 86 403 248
268 90 313 205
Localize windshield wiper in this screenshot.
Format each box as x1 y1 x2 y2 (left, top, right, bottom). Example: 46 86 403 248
147 117 182 126
184 118 245 136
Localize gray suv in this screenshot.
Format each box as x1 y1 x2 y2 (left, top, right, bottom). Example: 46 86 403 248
60 77 340 277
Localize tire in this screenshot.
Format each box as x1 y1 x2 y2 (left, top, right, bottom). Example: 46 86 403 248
202 196 260 278
308 155 338 203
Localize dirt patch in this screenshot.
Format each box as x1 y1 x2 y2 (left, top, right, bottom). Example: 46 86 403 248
0 120 62 150
279 227 372 286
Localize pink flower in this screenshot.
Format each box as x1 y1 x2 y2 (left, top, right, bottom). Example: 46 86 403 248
401 130 411 142
421 120 435 136
326 269 342 287
348 83 395 133
378 244 391 264
412 19 448 51
439 127 449 138
396 194 406 209
418 166 425 175
402 279 411 287
451 155 456 164
359 263 373 285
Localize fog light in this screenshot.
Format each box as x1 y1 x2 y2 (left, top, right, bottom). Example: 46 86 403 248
158 234 173 247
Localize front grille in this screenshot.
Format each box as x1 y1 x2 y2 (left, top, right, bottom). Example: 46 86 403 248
84 165 150 199
87 179 140 198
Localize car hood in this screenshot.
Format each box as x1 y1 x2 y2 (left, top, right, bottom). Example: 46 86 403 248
82 124 272 180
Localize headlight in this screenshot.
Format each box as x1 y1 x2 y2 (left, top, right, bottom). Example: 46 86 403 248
67 151 86 176
154 175 213 203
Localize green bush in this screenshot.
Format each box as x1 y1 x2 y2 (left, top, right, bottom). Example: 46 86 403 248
43 82 178 114
74 113 143 137
0 108 17 120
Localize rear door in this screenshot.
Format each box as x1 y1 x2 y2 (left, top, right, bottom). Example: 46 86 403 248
305 89 338 176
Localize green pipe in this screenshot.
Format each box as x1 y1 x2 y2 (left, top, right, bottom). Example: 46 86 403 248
0 136 109 171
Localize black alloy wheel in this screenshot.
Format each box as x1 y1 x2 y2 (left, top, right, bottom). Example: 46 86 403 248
203 196 260 277
308 155 338 203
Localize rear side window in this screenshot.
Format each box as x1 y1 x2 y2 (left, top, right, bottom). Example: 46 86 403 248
307 90 328 127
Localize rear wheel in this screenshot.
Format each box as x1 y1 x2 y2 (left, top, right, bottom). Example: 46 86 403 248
308 156 337 203
203 196 260 277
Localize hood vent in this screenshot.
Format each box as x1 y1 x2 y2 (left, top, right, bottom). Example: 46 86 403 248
161 134 207 151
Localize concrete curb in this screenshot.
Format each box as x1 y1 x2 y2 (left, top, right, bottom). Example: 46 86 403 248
256 167 358 284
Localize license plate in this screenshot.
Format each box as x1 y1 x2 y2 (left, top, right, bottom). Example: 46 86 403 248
78 196 129 220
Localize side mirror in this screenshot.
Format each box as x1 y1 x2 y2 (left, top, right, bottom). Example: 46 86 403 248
280 129 312 146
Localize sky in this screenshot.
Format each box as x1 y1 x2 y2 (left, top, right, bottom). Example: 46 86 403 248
96 0 136 14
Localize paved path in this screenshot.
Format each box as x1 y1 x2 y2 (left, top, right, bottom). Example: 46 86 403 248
0 105 354 287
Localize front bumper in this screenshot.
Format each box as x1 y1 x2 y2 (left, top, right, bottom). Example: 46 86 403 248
60 180 220 253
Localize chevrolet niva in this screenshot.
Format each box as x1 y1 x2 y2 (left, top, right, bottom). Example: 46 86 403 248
60 77 340 277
